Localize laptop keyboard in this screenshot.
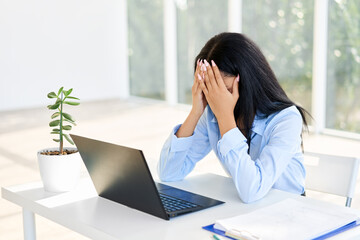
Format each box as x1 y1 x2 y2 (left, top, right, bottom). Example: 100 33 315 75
159 193 199 213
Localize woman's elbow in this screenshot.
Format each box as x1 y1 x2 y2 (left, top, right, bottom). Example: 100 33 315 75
158 167 184 182
157 162 171 182
239 193 260 204
158 170 169 182
157 156 180 182
158 167 173 182
236 185 264 204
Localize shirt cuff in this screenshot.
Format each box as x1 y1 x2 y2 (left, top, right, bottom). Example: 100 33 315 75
217 127 247 157
170 124 194 152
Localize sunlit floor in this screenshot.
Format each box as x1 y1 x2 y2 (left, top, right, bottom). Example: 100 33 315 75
1 98 360 239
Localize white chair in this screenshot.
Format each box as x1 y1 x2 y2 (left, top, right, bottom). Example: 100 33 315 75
303 151 360 207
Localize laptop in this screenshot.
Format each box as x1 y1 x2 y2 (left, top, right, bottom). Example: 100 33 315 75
70 134 224 220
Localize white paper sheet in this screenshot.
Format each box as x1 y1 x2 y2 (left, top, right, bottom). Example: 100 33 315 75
214 198 359 240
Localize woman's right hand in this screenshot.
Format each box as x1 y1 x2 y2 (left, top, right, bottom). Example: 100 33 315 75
175 59 207 138
191 59 207 117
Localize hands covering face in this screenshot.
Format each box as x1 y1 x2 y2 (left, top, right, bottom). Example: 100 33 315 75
197 59 239 121
190 59 208 117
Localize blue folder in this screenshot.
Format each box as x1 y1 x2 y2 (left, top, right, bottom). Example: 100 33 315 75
203 224 235 240
203 220 360 240
312 220 360 240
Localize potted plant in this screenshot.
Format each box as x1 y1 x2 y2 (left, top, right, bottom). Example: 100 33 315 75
37 87 81 192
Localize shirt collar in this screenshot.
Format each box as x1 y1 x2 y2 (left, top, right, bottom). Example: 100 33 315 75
251 114 267 136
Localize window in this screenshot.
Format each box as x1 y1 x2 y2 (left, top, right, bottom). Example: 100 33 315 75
126 0 360 137
242 0 314 113
128 0 165 100
176 0 228 104
326 0 360 133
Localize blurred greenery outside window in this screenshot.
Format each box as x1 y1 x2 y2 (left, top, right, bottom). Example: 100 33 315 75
127 0 360 134
128 0 165 100
242 0 314 114
326 0 360 133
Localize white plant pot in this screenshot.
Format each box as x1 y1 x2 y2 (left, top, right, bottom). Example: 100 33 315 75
37 147 81 192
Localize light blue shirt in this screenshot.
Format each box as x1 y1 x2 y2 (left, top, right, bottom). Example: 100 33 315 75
158 105 306 203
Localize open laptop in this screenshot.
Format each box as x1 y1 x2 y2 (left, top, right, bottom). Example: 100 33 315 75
70 134 224 220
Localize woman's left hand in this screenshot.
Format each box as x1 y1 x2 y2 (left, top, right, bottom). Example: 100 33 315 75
198 60 240 137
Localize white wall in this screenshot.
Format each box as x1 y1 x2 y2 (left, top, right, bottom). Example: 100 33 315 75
0 0 128 111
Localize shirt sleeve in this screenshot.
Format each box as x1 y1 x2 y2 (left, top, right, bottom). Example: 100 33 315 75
217 108 303 203
157 111 212 181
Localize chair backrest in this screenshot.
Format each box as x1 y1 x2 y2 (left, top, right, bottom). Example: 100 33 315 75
303 151 360 207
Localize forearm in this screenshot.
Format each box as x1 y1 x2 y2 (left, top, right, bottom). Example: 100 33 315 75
158 123 211 181
176 110 202 138
158 126 193 181
226 152 266 203
219 138 268 203
158 150 194 182
217 113 237 137
218 124 300 203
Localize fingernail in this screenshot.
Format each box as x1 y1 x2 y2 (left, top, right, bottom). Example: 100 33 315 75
236 75 240 82
197 59 200 65
204 59 210 67
197 73 202 80
211 60 216 66
201 64 207 71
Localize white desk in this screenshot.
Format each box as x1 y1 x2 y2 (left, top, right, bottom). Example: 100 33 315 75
2 173 360 240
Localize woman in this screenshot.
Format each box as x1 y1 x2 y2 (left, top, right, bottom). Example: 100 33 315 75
158 32 309 203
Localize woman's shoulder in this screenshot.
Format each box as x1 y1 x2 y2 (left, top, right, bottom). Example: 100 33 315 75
256 106 303 138
265 105 302 126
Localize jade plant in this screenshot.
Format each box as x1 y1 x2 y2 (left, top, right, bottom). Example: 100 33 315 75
46 87 80 155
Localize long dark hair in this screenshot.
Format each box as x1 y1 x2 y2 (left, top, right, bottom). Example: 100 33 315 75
195 32 309 147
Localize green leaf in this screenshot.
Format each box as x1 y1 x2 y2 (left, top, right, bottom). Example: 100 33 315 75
53 139 60 142
48 98 61 110
64 134 74 145
50 131 59 134
64 88 73 96
49 120 60 127
57 87 64 96
51 112 60 119
63 125 72 130
64 101 80 106
66 96 80 100
64 119 76 126
63 112 74 121
55 98 62 104
51 128 60 132
47 103 60 110
47 92 57 98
